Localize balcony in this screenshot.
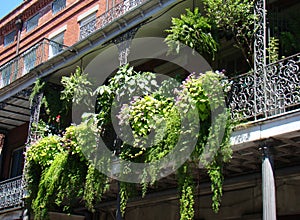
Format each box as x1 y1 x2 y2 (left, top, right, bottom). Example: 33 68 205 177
0 53 298 212
0 38 67 90
229 53 300 122
79 0 147 40
0 176 24 212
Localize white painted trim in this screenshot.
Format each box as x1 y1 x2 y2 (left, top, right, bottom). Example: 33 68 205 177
230 111 300 148
48 25 67 39
77 5 99 22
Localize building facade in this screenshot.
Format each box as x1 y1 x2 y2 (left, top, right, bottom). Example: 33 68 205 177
0 0 299 219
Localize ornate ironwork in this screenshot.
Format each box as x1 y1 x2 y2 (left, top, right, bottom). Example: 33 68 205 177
229 53 300 121
79 0 146 40
254 0 266 74
113 26 140 65
0 176 24 211
26 91 44 146
0 38 67 90
253 0 267 119
264 53 300 116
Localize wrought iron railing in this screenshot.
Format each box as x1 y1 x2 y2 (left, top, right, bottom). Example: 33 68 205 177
0 38 68 89
0 176 24 211
79 0 147 40
229 53 300 121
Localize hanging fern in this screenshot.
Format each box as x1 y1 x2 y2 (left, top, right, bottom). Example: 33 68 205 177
165 8 218 59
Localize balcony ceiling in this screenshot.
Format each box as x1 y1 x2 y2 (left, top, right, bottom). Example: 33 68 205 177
0 90 30 130
92 127 300 208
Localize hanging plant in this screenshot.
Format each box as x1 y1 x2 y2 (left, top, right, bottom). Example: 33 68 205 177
26 64 233 219
165 7 218 59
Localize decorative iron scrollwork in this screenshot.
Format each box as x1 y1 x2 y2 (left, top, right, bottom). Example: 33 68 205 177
0 176 24 210
79 0 146 40
229 53 300 121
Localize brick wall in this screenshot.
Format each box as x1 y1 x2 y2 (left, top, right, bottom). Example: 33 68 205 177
0 0 107 66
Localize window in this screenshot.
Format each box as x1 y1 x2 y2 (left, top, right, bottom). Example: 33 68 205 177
0 62 12 87
10 147 24 178
23 46 37 75
79 12 97 40
49 32 65 58
4 30 16 47
79 12 97 27
26 13 40 32
52 0 66 14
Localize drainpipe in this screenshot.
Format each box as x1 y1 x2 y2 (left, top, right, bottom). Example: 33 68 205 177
15 17 23 56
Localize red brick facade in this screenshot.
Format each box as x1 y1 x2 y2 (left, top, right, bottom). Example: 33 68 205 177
0 0 114 181
0 0 108 65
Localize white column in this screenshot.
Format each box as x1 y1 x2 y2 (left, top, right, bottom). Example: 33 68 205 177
261 146 277 220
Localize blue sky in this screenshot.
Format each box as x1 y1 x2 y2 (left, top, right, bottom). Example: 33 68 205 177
0 0 23 19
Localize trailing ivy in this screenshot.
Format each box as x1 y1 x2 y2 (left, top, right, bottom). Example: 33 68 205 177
29 78 45 105
26 126 90 219
31 152 69 219
119 182 130 217
178 71 232 211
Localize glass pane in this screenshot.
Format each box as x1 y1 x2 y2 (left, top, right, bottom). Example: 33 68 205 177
26 13 40 32
80 12 97 27
10 148 24 178
4 31 16 47
23 47 37 75
49 32 64 57
0 63 12 86
52 0 66 14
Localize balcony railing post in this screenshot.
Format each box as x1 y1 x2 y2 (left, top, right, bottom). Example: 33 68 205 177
254 0 267 119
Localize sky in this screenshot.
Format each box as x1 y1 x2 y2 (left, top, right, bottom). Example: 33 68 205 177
0 0 23 19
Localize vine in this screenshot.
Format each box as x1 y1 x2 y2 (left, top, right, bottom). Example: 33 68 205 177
178 164 195 220
267 37 279 63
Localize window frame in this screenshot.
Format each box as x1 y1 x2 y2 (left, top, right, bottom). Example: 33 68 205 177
0 62 13 87
77 6 99 40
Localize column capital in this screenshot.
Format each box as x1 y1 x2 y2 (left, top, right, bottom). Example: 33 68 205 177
258 140 275 159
